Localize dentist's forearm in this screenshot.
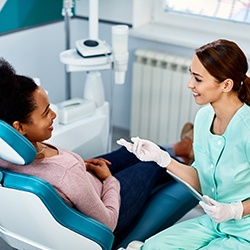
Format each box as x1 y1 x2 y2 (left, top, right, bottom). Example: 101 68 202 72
167 158 201 192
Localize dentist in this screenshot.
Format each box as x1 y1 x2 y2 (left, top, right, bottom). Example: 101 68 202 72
119 39 250 249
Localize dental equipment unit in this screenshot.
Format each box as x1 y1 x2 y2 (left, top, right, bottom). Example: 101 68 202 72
48 0 129 157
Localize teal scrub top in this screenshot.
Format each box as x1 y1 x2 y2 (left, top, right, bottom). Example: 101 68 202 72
143 104 250 249
192 104 250 203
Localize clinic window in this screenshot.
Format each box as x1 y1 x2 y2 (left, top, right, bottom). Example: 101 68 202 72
164 0 250 24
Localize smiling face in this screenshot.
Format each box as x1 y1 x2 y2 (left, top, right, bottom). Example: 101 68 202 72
15 87 56 144
187 54 225 106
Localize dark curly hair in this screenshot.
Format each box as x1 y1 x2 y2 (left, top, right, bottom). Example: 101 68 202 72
0 58 38 125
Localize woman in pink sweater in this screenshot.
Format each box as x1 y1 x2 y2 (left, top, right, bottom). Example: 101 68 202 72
0 58 195 248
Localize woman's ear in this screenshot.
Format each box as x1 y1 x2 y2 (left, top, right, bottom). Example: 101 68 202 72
222 78 234 92
12 121 25 135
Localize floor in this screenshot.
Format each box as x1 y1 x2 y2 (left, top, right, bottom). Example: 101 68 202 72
111 126 131 151
0 126 203 249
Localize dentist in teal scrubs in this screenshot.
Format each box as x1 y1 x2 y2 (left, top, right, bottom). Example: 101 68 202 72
118 39 250 249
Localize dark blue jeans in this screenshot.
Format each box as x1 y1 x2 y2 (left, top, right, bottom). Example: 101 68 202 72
99 146 177 236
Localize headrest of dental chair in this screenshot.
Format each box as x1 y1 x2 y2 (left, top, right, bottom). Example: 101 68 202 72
0 120 36 165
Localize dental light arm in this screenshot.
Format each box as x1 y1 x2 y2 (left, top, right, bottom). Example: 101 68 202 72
89 0 99 40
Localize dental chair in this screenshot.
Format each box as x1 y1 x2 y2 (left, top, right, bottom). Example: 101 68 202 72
0 120 198 250
0 120 114 250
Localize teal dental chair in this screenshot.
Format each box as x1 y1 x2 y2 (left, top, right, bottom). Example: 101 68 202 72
0 120 197 250
0 120 114 250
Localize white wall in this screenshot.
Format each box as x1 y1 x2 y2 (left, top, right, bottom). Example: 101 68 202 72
0 22 66 103
74 0 152 28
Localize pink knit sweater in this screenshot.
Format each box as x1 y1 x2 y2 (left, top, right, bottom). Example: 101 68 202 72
0 147 121 231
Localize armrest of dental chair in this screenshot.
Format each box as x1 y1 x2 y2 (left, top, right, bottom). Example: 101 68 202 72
0 168 114 250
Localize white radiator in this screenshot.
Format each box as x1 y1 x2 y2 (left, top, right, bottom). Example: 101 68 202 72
130 49 200 145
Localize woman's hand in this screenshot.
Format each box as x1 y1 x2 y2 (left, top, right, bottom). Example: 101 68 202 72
84 158 112 181
199 195 243 223
117 137 171 168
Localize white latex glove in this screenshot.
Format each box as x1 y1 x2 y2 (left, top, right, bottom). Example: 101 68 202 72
199 195 243 223
117 137 171 168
